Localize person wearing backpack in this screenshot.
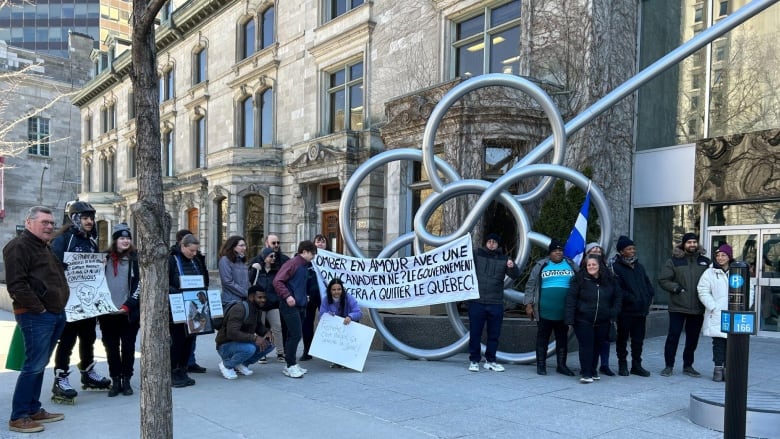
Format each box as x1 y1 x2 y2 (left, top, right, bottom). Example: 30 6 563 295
215 285 274 380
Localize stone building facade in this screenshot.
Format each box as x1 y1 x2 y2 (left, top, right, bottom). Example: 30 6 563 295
72 0 637 270
0 33 93 282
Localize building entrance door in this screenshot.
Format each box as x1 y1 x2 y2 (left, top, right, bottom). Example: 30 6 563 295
708 227 780 336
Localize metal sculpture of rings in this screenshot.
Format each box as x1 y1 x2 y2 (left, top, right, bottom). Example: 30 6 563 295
339 74 613 363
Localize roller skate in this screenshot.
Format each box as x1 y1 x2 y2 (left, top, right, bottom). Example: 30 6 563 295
80 361 111 390
51 369 77 404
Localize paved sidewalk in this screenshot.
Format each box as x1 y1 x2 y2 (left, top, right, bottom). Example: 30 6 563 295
0 309 778 438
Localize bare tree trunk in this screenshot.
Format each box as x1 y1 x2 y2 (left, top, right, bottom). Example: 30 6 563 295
130 0 173 437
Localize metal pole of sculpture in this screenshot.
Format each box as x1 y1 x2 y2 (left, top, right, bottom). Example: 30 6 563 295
337 0 779 362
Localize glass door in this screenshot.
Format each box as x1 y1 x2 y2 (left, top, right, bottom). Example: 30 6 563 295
708 227 780 336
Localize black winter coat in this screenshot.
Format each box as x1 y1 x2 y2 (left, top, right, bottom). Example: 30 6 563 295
612 257 655 316
565 272 621 326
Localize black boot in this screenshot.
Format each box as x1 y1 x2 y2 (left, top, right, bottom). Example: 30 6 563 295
630 360 651 377
122 376 134 395
618 360 629 376
556 347 575 377
171 368 189 388
536 342 548 375
108 376 122 397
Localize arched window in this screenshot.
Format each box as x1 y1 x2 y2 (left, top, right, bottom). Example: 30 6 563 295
260 88 273 147
260 6 274 49
240 18 255 60
193 47 207 85
216 197 228 250
240 95 254 147
244 194 265 258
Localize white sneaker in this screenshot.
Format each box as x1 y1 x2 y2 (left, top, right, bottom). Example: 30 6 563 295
298 365 308 374
234 364 253 376
483 362 505 372
218 362 237 380
282 364 304 378
580 377 594 384
468 362 480 372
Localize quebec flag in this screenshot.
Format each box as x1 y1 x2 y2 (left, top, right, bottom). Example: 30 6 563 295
563 187 591 266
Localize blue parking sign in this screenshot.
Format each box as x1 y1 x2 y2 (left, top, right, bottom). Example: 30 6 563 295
729 273 744 289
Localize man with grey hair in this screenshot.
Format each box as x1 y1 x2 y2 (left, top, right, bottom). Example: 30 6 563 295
4 206 70 433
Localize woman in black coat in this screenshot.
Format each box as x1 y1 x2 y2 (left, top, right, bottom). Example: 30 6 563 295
565 254 621 383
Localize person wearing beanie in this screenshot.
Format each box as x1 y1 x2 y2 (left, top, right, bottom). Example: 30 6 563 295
50 202 112 400
249 246 284 364
611 235 655 377
524 238 578 376
658 232 710 378
100 223 141 397
697 243 735 382
466 233 520 373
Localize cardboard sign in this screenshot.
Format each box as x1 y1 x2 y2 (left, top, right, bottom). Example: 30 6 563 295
309 314 375 372
63 252 118 322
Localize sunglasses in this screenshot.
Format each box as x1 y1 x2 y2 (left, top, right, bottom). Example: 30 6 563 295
267 254 276 258
271 241 279 245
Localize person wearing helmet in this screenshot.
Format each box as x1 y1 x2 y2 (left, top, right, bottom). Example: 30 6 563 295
50 201 112 403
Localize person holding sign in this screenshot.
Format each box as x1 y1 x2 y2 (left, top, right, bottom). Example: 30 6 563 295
697 244 733 382
215 286 275 380
99 223 140 397
51 201 111 400
4 206 69 433
168 234 209 388
273 240 318 378
319 278 362 324
467 233 520 373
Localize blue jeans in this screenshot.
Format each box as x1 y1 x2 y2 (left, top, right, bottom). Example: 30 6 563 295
12 311 66 421
279 304 305 367
468 302 504 363
217 341 275 369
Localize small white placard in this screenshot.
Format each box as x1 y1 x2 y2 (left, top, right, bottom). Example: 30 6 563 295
309 314 376 372
179 275 204 289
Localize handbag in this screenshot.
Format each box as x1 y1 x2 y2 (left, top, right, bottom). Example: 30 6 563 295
5 325 25 371
608 320 617 343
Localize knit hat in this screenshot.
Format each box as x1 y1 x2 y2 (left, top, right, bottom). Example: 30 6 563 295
112 223 132 240
681 232 699 245
548 239 564 252
261 247 275 259
585 242 601 254
486 233 501 244
616 235 634 252
716 244 733 260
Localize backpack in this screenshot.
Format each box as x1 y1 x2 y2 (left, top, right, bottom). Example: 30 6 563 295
212 301 249 331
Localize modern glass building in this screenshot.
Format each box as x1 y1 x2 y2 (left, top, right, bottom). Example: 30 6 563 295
0 0 131 58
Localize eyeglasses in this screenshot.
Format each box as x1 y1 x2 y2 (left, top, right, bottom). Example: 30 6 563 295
271 241 279 245
37 220 56 226
267 254 276 258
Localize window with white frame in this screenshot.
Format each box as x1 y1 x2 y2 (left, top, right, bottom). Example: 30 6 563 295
239 18 256 60
239 95 254 147
159 68 175 102
193 47 207 85
452 0 520 78
325 0 363 22
326 61 363 133
162 129 174 177
27 116 50 156
261 6 275 49
193 116 206 168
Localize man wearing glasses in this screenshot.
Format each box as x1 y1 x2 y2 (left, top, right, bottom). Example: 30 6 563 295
4 206 69 433
265 234 290 268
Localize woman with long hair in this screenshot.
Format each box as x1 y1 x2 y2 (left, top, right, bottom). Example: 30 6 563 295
219 235 249 305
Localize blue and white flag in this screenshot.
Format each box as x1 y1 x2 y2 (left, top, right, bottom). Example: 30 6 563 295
563 186 591 266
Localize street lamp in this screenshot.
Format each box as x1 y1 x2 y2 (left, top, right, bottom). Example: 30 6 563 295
38 164 49 205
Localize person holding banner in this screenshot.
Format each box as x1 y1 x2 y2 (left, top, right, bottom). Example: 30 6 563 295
301 234 328 361
4 206 69 433
320 278 362 324
168 234 209 387
273 240 318 378
99 223 140 397
51 201 111 400
467 233 520 373
525 239 578 376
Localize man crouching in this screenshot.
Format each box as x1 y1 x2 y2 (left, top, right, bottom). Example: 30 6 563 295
215 286 275 380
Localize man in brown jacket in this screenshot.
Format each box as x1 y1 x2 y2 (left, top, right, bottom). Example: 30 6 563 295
3 206 70 433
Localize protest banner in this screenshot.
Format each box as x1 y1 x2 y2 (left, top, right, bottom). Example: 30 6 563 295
63 252 118 322
311 234 479 309
309 313 376 372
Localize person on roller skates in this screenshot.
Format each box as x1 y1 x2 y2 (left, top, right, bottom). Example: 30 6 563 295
50 202 112 402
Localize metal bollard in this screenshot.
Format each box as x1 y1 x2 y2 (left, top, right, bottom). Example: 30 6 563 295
724 261 751 439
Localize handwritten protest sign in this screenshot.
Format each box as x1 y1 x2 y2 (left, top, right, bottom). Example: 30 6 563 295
311 234 479 309
309 313 375 372
169 289 223 336
63 252 118 322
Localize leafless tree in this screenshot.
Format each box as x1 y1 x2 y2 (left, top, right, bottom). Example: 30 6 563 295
127 0 173 437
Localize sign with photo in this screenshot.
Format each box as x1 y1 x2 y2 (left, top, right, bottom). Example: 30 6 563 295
169 289 222 336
